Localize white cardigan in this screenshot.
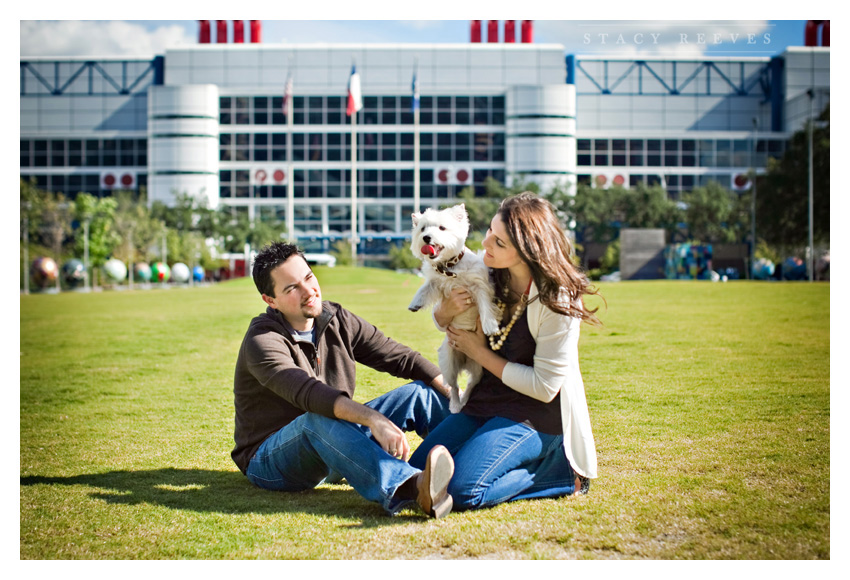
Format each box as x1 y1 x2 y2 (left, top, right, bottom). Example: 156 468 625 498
436 280 598 479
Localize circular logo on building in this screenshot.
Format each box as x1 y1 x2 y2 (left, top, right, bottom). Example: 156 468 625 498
456 169 470 183
273 169 285 182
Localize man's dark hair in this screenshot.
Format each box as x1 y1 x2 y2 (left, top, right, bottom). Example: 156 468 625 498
252 242 306 297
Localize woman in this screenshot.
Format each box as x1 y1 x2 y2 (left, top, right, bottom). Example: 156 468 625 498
409 192 602 511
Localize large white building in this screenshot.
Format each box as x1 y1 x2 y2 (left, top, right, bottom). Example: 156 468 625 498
20 20 830 256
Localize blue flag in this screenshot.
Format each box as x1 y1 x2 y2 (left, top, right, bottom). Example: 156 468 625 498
411 69 420 113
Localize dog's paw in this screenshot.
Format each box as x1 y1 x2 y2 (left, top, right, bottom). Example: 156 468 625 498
449 387 463 414
481 318 500 336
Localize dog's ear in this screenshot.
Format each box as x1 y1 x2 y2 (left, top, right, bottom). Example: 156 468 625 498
411 212 422 227
450 204 467 221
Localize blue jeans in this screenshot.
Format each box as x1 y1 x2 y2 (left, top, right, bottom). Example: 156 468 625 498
245 381 450 514
409 413 576 511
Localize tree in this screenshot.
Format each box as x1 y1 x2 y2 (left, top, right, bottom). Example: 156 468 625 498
111 190 167 265
570 182 682 244
569 183 623 244
388 243 422 271
455 176 542 234
682 181 750 243
74 193 119 285
216 206 285 253
755 104 829 253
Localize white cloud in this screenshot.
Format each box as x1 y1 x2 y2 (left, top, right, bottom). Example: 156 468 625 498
20 20 194 58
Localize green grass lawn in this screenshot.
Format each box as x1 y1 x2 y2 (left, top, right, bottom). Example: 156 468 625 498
20 269 830 559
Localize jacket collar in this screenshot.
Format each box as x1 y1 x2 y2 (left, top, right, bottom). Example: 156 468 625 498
266 301 336 343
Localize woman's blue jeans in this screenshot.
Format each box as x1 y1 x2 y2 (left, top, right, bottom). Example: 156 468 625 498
409 413 577 511
245 381 450 514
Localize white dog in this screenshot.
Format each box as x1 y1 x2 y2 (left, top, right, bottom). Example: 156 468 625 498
408 204 501 413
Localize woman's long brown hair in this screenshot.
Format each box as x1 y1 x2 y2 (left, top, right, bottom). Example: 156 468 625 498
493 192 603 325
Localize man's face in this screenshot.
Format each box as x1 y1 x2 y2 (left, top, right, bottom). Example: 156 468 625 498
261 255 323 331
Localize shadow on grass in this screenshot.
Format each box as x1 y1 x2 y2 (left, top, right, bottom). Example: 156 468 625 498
20 467 417 524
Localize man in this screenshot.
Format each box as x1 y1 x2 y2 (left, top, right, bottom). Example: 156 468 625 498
232 242 454 517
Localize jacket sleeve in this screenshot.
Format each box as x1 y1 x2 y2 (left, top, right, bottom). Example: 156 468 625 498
244 329 347 418
342 308 442 385
500 302 576 403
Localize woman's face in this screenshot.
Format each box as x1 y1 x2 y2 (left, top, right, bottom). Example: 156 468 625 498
482 214 523 270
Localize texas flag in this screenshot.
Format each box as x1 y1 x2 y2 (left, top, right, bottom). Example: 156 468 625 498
282 73 293 116
346 64 363 116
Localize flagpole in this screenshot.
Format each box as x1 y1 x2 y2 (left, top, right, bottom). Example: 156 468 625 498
286 83 294 244
350 107 358 264
413 60 420 213
347 63 362 266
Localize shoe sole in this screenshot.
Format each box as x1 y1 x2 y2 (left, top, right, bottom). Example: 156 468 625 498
421 445 454 518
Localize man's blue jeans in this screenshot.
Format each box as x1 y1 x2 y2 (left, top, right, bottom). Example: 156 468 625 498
409 413 577 511
245 381 450 514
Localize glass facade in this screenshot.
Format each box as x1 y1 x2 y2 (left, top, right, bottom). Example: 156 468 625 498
218 93 507 208
20 137 148 198
576 136 787 198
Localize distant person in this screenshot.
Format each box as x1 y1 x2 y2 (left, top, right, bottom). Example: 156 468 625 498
232 242 454 518
410 192 601 510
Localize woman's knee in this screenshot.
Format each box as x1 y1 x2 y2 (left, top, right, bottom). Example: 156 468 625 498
447 475 485 511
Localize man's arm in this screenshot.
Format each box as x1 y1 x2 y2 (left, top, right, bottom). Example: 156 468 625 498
332 396 411 460
342 308 443 388
429 374 450 399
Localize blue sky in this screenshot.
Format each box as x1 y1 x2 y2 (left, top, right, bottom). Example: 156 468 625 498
19 20 816 59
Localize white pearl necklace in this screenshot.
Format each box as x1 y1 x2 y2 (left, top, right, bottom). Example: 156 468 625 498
488 293 529 352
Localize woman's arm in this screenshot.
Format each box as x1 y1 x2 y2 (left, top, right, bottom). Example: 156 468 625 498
447 302 577 403
446 322 508 380
501 306 576 402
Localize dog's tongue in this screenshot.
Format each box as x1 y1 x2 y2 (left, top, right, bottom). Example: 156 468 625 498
421 245 437 256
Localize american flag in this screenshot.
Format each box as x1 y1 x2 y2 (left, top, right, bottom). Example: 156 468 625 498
282 73 293 116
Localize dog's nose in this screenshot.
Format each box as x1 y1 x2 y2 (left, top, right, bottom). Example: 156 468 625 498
423 235 431 244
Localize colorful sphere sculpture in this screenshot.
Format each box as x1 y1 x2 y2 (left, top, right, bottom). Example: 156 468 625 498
752 258 775 280
133 262 152 282
171 262 190 283
30 257 58 288
192 266 204 282
103 258 127 282
151 262 171 283
62 259 86 288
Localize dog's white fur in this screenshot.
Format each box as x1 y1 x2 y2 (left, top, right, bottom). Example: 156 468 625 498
408 204 501 413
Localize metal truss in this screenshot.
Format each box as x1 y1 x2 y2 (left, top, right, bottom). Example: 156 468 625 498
574 59 773 98
20 58 163 96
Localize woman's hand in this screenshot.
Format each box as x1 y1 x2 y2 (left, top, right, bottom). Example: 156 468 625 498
434 287 475 328
447 318 487 360
447 317 509 382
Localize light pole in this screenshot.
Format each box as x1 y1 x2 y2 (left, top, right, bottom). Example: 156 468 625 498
22 206 30 295
750 117 758 279
807 89 815 282
83 218 91 291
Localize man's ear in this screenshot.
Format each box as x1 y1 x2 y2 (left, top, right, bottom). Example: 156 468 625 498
261 293 277 309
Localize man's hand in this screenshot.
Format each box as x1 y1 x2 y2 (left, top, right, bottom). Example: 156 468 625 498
369 415 410 461
332 396 409 460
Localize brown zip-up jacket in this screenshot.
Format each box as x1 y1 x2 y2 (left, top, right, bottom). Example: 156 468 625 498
231 300 441 474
